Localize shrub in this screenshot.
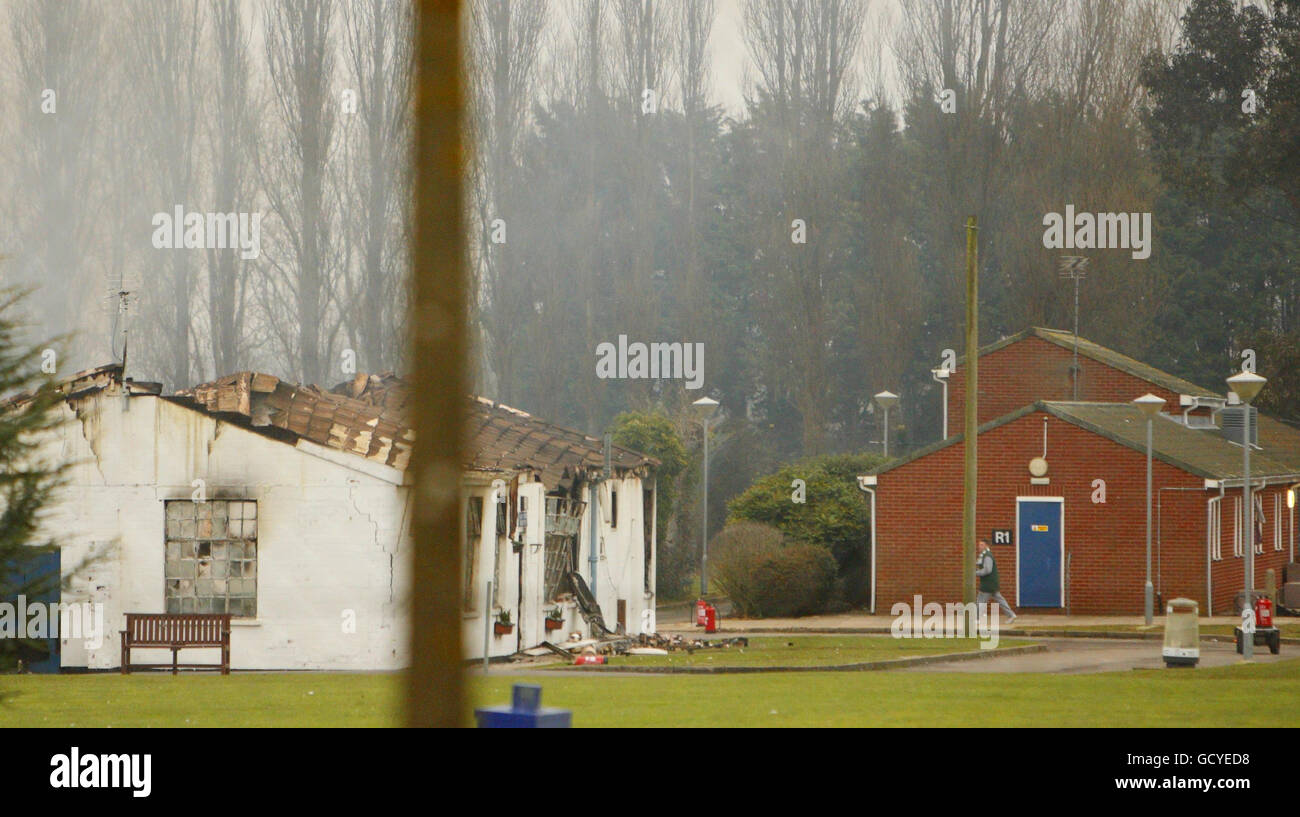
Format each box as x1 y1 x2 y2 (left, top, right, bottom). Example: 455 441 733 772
709 522 784 617
750 544 837 618
726 452 886 606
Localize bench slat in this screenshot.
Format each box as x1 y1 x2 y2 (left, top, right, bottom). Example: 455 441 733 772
122 613 231 674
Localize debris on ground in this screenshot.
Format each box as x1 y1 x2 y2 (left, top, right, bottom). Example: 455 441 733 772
507 631 750 666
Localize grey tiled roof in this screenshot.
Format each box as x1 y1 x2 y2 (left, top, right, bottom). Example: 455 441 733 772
870 401 1300 481
1042 402 1300 480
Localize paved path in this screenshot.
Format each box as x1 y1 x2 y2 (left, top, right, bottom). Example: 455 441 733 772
492 633 1289 676
902 636 1285 674
656 608 1282 632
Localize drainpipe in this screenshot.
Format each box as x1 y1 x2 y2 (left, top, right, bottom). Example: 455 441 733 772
588 480 599 601
1206 480 1225 616
858 475 878 613
931 368 950 440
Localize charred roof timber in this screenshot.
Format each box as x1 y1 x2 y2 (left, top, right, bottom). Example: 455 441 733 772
10 364 657 482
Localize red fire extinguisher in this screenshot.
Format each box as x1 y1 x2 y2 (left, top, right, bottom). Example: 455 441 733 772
1255 597 1274 628
695 599 708 627
704 604 718 633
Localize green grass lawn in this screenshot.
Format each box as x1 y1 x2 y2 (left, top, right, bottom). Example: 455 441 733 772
3 656 1298 727
572 635 1029 669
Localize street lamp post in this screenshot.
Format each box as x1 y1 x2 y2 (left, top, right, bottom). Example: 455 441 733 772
874 390 900 457
1134 394 1165 626
1227 371 1266 660
692 397 720 597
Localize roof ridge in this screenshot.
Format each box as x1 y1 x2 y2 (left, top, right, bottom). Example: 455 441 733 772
952 326 1218 398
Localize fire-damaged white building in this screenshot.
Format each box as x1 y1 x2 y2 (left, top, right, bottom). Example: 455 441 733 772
25 364 658 670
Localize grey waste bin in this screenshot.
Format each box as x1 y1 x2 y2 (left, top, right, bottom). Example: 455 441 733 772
1162 598 1199 668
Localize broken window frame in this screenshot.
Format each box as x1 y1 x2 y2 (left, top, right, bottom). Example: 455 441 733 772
164 499 258 618
643 487 654 594
543 495 586 601
464 496 483 611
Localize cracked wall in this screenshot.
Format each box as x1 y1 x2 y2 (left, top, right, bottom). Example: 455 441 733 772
37 385 411 671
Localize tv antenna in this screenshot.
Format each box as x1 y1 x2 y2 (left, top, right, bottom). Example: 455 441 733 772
107 284 137 376
1059 256 1089 400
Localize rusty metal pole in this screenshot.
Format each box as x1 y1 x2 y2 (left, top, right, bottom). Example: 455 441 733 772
409 0 466 728
962 217 978 619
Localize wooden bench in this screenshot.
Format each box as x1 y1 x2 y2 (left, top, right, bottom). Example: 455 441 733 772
120 613 231 675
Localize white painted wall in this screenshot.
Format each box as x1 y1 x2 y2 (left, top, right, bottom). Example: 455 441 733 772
578 475 656 636
34 384 656 669
37 386 410 671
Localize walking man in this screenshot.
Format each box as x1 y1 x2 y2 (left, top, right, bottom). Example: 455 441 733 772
976 539 1017 625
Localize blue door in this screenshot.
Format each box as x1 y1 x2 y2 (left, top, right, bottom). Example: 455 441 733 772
2 546 61 673
1018 499 1062 607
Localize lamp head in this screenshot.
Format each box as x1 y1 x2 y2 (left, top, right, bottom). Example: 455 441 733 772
691 396 720 420
1132 393 1165 418
1226 371 1266 403
874 390 900 411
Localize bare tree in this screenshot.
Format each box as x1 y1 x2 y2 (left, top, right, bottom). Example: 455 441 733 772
340 0 414 377
3 0 110 368
260 0 344 385
742 0 866 453
200 0 260 379
611 0 670 404
467 0 546 402
670 0 716 381
121 0 206 390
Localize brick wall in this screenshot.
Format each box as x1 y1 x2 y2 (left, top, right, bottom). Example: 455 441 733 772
946 336 1187 431
875 409 1294 615
1207 484 1296 615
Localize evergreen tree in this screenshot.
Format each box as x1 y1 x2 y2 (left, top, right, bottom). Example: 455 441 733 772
0 289 68 671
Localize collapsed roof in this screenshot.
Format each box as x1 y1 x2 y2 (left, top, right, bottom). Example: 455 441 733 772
16 364 658 484
467 395 657 485
167 371 657 483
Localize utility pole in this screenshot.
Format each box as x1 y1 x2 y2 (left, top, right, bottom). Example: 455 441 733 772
962 217 979 612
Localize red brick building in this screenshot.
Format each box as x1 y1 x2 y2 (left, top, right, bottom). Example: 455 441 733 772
863 329 1300 615
944 327 1220 430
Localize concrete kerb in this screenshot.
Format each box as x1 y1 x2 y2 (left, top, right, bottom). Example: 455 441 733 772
557 643 1047 674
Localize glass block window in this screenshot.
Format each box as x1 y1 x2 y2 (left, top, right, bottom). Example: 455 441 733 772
165 500 258 617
